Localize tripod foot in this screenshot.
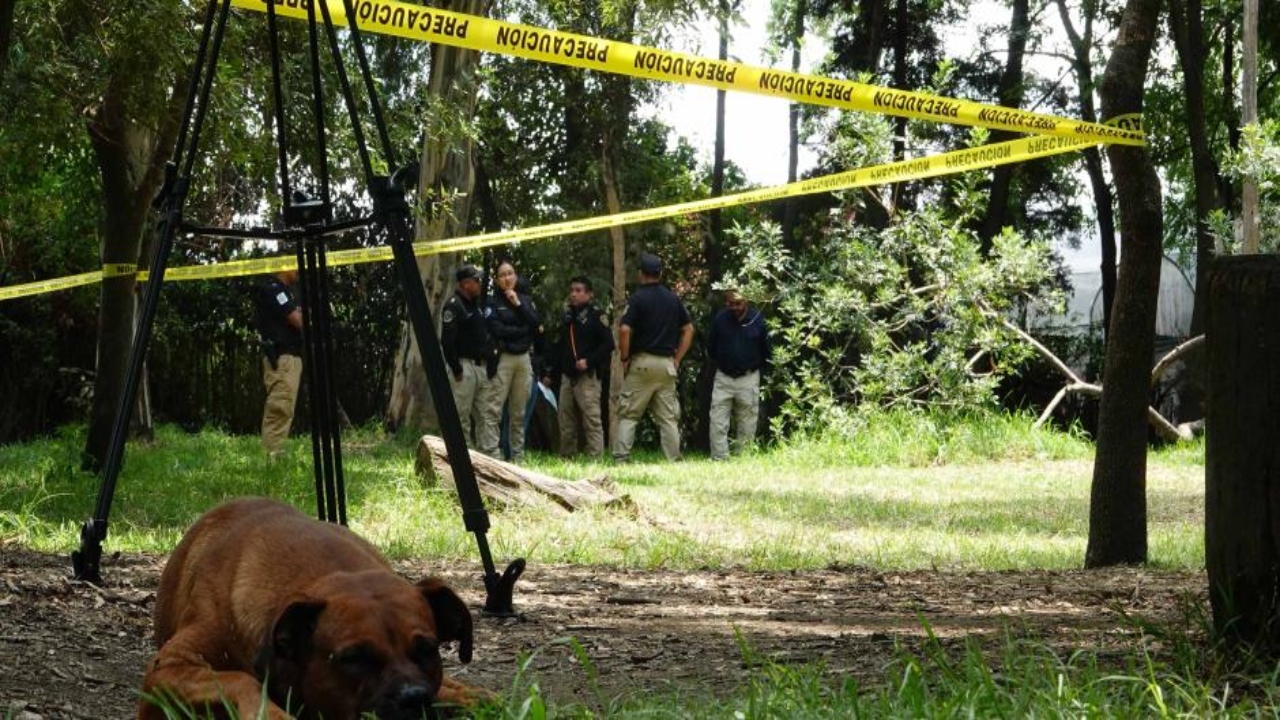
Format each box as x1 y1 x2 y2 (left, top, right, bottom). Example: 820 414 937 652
71 519 105 585
481 558 526 618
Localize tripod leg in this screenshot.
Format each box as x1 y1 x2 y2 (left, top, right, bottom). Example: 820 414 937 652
380 207 523 615
73 195 184 584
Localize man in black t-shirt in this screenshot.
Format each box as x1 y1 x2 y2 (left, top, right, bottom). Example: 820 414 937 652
613 253 692 462
254 269 303 457
441 264 492 447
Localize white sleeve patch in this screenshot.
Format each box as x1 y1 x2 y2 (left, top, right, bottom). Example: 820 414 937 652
276 292 289 305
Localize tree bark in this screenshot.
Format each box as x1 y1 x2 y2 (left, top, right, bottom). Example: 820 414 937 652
889 0 908 211
1054 0 1118 342
416 434 633 513
1205 256 1280 649
782 0 806 251
1169 0 1224 337
1085 0 1163 568
0 0 14 83
978 0 1031 251
1241 0 1260 253
602 147 625 450
707 0 730 282
82 74 183 470
385 0 489 433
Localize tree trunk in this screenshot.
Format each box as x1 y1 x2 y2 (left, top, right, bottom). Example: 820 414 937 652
1084 0 1163 568
415 434 633 513
385 0 489 432
782 0 806 252
1241 0 1260 253
978 0 1031 251
1169 0 1224 337
888 0 908 212
82 75 182 471
0 0 14 83
707 0 729 282
1055 0 1118 341
1205 256 1280 648
1221 17 1239 209
602 147 625 451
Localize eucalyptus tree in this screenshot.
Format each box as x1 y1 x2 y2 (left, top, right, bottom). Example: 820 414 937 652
1086 0 1163 567
386 0 490 432
3 2 193 467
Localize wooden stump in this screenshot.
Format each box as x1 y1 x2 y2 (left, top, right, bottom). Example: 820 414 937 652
1206 256 1280 647
414 435 635 515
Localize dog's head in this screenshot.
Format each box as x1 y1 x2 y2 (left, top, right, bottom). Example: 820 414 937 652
254 574 474 720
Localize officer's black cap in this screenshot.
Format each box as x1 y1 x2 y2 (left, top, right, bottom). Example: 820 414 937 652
639 253 662 276
456 264 482 283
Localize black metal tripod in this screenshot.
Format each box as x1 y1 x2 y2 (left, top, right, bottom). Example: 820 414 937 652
70 0 524 616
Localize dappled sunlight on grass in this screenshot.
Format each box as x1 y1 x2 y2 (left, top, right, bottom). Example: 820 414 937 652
0 420 1204 571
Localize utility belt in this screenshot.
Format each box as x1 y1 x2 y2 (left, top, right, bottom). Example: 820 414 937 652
719 367 760 379
260 338 301 371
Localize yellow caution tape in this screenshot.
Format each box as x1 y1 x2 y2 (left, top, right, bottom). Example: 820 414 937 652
229 0 1143 147
0 131 1095 302
0 271 110 302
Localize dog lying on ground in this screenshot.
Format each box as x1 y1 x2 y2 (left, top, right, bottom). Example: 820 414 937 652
138 497 487 719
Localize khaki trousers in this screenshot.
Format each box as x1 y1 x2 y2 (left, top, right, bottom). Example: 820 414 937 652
449 360 488 447
261 354 303 455
709 370 761 460
479 352 532 461
612 353 681 461
558 373 604 458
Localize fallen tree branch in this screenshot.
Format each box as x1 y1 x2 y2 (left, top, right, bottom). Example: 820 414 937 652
1151 334 1204 388
414 435 637 514
981 302 1193 443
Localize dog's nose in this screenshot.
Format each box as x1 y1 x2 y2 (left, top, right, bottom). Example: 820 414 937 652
396 684 436 714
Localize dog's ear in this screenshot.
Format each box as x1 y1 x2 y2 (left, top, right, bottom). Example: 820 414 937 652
417 578 474 664
255 599 326 685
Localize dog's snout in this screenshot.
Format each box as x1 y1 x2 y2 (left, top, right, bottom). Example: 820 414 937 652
396 683 438 715
398 684 432 704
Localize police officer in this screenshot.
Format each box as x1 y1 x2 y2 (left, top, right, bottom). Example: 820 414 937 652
479 260 540 462
544 275 614 458
707 288 772 460
441 264 492 447
613 253 693 462
255 269 303 457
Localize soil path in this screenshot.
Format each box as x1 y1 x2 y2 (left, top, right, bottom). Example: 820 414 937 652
0 547 1206 718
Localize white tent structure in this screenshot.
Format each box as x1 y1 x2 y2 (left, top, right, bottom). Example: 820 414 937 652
1027 254 1195 350
1023 254 1199 423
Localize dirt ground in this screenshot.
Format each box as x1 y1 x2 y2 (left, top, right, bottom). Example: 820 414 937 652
1 545 1207 718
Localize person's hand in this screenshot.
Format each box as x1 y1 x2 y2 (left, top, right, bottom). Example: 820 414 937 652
575 359 588 372
504 288 520 306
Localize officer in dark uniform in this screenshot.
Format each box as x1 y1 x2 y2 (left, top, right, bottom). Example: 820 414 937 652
614 253 693 462
544 275 615 458
440 264 492 446
479 260 540 462
255 269 304 456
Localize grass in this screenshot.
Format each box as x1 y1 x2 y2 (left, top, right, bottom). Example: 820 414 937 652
0 412 1228 717
0 413 1204 571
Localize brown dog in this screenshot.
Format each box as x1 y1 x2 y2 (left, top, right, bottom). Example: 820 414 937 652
139 497 486 720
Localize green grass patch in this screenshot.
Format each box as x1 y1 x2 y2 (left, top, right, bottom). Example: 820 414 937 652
0 413 1203 571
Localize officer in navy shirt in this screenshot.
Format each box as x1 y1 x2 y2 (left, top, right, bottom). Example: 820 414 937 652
254 269 303 457
707 288 772 460
613 253 692 462
441 264 492 446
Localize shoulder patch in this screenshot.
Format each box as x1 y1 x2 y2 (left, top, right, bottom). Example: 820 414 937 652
442 309 455 323
599 313 610 327
275 291 289 305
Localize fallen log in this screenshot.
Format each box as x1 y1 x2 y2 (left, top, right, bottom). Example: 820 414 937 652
414 435 635 514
